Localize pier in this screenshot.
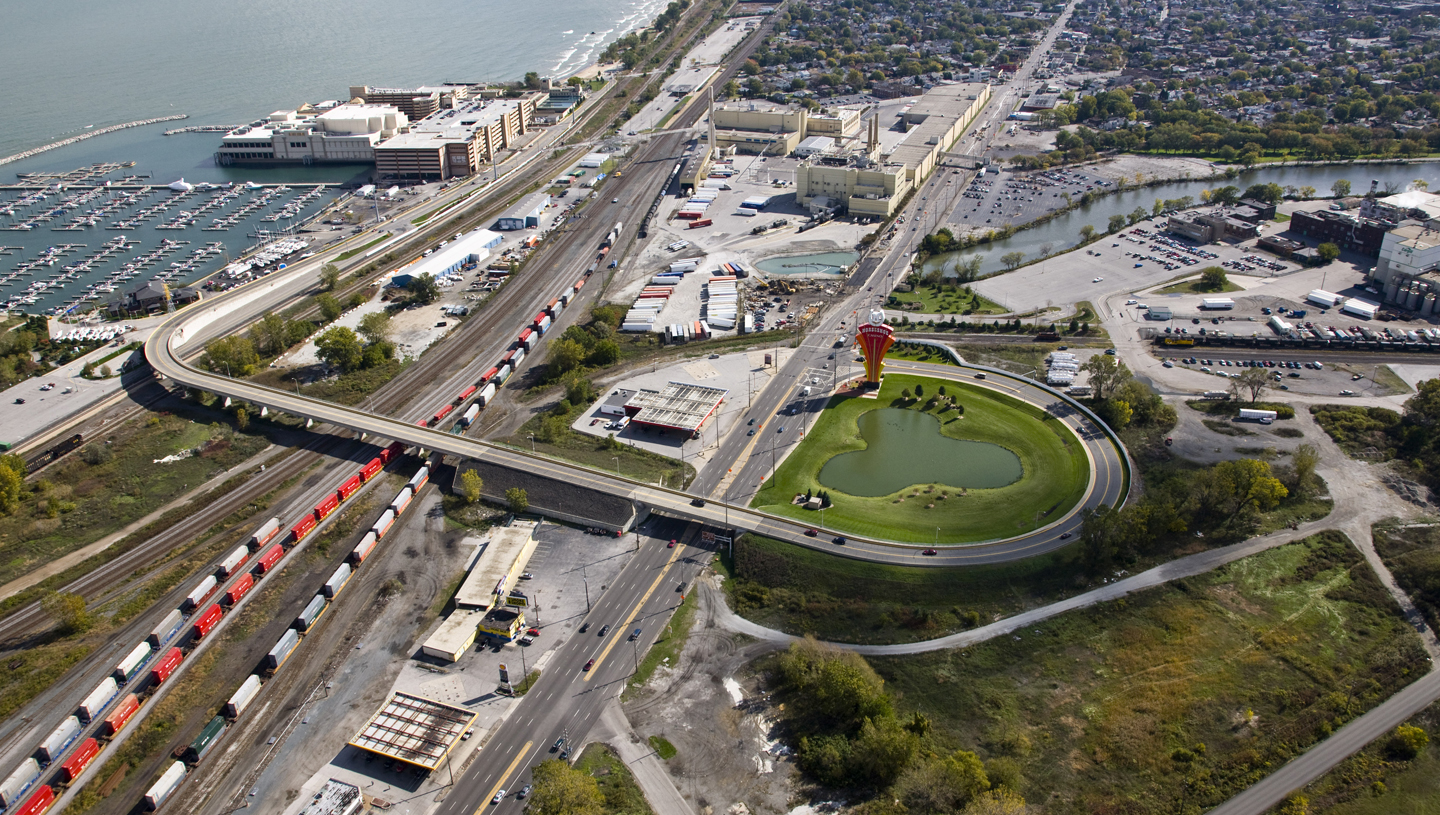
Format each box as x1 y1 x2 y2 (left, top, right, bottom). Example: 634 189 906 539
164 124 244 136
0 115 188 167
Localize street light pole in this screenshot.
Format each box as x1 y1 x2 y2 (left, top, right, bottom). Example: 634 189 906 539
529 434 535 452
612 456 620 475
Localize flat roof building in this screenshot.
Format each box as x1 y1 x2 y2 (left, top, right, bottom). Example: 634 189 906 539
216 103 407 166
454 521 539 610
374 94 542 180
623 382 728 436
348 692 476 771
421 609 483 662
299 780 363 815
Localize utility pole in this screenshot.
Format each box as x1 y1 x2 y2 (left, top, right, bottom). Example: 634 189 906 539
583 564 591 612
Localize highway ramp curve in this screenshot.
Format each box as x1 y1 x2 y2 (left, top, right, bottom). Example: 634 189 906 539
144 269 1128 566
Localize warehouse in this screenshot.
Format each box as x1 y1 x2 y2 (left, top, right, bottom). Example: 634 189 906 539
348 692 476 771
495 193 551 231
454 521 539 610
421 609 484 662
393 229 502 285
624 382 728 436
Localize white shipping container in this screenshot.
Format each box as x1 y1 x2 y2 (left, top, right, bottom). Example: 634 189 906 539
144 761 187 809
460 404 480 427
266 629 299 669
148 609 184 647
225 675 262 718
477 383 497 406
39 716 81 762
669 261 698 272
184 575 217 609
0 758 40 807
218 545 248 578
373 509 396 539
78 677 119 722
113 641 152 683
391 486 413 515
407 466 429 491
323 564 352 598
249 517 280 549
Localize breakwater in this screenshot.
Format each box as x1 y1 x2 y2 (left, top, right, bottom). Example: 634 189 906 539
0 115 188 167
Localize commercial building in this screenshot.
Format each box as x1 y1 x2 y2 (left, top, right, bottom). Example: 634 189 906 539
299 779 363 815
1289 209 1389 256
421 609 483 662
374 94 542 180
495 193 551 231
453 522 540 611
216 103 407 166
1359 189 1440 225
348 85 479 120
348 692 476 771
708 102 861 156
1166 209 1260 242
623 382 728 436
794 83 991 218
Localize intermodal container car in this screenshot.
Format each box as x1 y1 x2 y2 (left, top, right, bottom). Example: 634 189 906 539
191 604 223 640
37 717 80 763
533 313 550 333
574 276 586 293
143 761 186 810
12 785 53 815
372 509 396 539
149 647 183 686
349 531 378 564
77 677 118 722
322 563 352 599
57 738 100 783
225 676 262 719
430 405 453 425
184 715 226 764
360 457 384 482
546 296 561 316
477 382 497 407
181 575 218 612
516 329 533 352
459 404 479 427
265 629 299 671
457 384 477 403
113 642 152 684
480 367 499 384
255 543 284 574
294 595 327 632
381 440 405 464
390 487 413 516
407 466 429 492
147 609 184 647
222 572 255 606
313 493 340 522
217 545 249 578
248 517 282 551
0 758 40 808
290 515 317 543
337 475 362 501
417 418 430 427
100 695 139 738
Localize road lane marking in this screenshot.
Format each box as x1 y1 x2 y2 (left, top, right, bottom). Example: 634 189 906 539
584 546 683 682
477 739 533 813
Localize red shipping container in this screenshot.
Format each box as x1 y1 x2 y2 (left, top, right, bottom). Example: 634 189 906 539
431 405 453 424
574 277 586 292
13 786 54 815
457 385 477 402
314 493 339 522
688 219 713 228
416 418 429 427
290 515 317 543
360 458 383 482
191 604 223 640
223 573 254 606
102 694 140 738
255 543 284 574
381 440 405 464
57 738 100 784
480 367 499 384
150 648 183 685
337 475 362 501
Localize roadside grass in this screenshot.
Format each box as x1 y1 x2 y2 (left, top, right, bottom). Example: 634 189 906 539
750 373 1090 543
1373 522 1440 634
575 743 655 814
887 284 1007 315
1372 364 1413 395
628 588 700 693
1299 699 1440 813
648 735 677 759
335 234 391 261
506 402 694 489
0 414 269 589
886 343 959 365
514 668 542 696
250 359 408 407
949 341 1090 374
1154 277 1243 295
1202 418 1254 436
869 532 1427 814
1309 404 1401 459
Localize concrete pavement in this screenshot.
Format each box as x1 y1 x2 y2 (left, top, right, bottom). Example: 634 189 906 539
590 700 694 815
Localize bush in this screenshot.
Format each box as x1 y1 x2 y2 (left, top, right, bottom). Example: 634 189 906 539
81 444 112 465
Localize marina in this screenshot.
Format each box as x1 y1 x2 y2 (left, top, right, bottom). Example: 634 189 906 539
0 165 337 315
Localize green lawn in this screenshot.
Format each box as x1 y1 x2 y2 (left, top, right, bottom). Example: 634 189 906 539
750 373 1090 543
870 532 1427 814
888 284 1007 315
1154 278 1243 295
335 234 391 261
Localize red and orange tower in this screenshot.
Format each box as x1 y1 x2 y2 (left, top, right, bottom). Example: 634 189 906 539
855 309 896 386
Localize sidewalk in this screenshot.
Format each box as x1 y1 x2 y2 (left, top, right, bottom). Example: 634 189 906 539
588 699 694 815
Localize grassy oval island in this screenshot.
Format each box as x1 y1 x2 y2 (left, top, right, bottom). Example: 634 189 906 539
750 373 1091 543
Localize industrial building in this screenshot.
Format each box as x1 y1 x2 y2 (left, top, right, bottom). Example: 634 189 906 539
391 229 501 287
1359 189 1440 224
374 94 542 180
1167 209 1261 243
623 382 728 436
495 193 552 231
348 692 476 771
215 103 408 166
1289 209 1389 256
793 83 991 218
1371 223 1440 314
708 102 861 156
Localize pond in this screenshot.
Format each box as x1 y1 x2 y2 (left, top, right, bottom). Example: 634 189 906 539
818 408 1022 496
754 250 859 276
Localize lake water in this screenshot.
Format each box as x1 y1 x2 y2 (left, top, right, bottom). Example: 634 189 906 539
818 408 1022 496
922 162 1440 279
754 251 860 276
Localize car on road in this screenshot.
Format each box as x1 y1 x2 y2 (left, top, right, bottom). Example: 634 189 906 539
598 624 610 636
1060 532 1072 539
668 539 676 548
1341 389 1356 396
804 528 818 537
747 429 755 436
777 426 785 433
691 497 706 507
554 737 566 751
584 659 595 671
13 398 23 404
527 627 540 637
832 536 846 545
630 628 642 640
519 785 532 799
922 548 938 556
492 790 506 804
1092 277 1103 282
579 622 590 633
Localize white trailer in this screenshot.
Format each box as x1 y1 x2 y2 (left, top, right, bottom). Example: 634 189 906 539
144 761 187 810
224 675 262 718
1200 298 1235 310
1239 408 1277 424
1341 298 1379 319
1306 289 1343 308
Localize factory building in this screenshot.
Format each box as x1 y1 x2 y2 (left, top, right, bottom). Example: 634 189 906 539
495 192 551 231
794 83 991 218
215 103 407 166
374 94 542 180
708 102 861 156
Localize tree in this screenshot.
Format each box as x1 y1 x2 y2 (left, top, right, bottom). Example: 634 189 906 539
41 591 92 635
548 339 587 378
1233 367 1271 403
251 312 292 356
587 339 620 367
314 326 365 372
895 750 989 813
1079 224 1096 242
1299 185 1316 200
506 487 529 513
523 71 543 90
317 293 343 323
1200 266 1229 290
234 406 249 431
1080 354 1131 399
1000 251 1025 270
961 789 1029 815
1389 724 1429 759
1292 443 1319 496
319 263 341 291
1243 182 1285 204
0 455 24 516
202 335 260 377
1332 179 1351 198
460 470 484 504
1128 206 1148 225
567 75 584 87
526 759 604 815
722 79 740 99
1415 179 1431 192
407 273 441 305
357 311 392 345
1107 213 1127 233
1317 242 1340 263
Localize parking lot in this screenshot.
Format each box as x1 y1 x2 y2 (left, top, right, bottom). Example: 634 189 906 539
948 166 1115 232
1164 353 1377 397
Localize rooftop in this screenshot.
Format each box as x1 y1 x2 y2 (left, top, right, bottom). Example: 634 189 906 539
626 381 728 433
455 521 538 609
377 98 527 150
347 692 476 770
299 779 363 815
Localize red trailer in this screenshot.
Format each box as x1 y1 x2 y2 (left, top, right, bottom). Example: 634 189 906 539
480 367 499 384
255 543 284 574
430 405 453 425
416 418 429 427
191 604 223 640
313 493 339 522
337 475 362 502
290 515 317 543
360 457 384 483
457 385 477 403
101 694 140 738
381 440 405 464
150 647 183 685
688 218 713 229
222 573 254 606
13 786 54 815
57 738 100 784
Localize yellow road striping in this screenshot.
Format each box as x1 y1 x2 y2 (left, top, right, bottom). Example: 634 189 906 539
477 739 533 812
584 545 684 682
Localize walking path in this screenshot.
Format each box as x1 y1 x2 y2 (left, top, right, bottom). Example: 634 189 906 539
590 701 695 815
